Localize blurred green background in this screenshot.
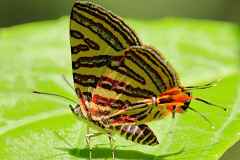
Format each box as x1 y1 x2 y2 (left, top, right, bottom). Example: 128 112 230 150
0 0 239 159
0 0 240 27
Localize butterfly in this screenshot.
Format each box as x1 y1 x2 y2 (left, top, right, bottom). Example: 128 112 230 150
34 1 226 160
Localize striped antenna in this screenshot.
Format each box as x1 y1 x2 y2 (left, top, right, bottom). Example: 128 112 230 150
194 97 227 111
32 91 77 104
33 75 78 104
61 75 75 92
188 107 215 129
185 79 220 90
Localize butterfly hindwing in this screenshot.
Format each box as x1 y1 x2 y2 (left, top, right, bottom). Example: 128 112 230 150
114 124 159 146
90 45 180 125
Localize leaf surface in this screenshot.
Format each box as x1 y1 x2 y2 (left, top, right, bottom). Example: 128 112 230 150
0 17 239 160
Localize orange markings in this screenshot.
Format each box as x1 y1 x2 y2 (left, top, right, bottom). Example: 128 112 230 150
111 115 137 125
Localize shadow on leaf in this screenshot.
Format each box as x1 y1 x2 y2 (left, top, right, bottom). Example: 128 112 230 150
55 147 184 160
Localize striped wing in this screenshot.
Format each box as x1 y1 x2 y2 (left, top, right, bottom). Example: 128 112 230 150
114 124 159 146
91 46 180 125
70 1 141 102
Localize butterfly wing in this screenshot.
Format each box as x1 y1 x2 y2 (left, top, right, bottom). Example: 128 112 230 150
91 46 180 125
70 2 172 146
70 1 142 103
114 124 159 146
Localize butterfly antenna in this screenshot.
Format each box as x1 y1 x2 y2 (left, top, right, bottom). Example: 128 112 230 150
185 79 220 90
32 91 77 104
188 107 215 128
61 75 81 100
194 97 227 111
61 75 75 92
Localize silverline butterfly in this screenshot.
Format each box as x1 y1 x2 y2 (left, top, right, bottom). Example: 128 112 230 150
34 1 226 160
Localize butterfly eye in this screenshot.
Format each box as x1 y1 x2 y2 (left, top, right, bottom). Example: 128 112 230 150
182 93 191 110
182 101 190 111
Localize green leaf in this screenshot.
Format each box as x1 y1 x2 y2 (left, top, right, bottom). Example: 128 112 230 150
0 17 239 160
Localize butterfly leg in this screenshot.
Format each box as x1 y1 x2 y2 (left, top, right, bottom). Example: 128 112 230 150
85 126 104 160
107 132 116 160
85 127 93 160
85 126 92 160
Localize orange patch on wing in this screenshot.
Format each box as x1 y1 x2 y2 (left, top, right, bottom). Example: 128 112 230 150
111 115 137 125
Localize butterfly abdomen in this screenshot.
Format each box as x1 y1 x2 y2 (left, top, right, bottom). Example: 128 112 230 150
115 124 159 146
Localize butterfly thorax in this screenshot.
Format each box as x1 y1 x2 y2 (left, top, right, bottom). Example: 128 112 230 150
153 87 191 114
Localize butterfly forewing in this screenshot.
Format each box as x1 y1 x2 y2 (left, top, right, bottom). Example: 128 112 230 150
70 1 141 101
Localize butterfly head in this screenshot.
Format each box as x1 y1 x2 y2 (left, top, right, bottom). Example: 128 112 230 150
157 87 192 114
158 83 226 120
179 91 192 111
158 81 227 126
